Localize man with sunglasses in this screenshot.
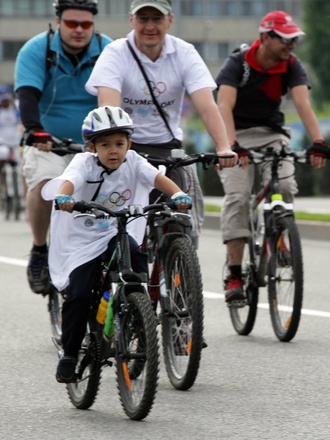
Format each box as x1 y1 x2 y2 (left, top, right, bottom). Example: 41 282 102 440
14 0 112 295
215 10 330 305
86 0 237 250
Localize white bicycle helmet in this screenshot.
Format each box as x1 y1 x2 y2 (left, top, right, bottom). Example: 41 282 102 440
53 0 98 16
82 106 134 141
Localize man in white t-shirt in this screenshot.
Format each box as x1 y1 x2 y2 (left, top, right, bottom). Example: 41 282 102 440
85 0 237 247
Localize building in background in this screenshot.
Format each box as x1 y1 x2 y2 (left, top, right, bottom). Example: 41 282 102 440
0 0 301 85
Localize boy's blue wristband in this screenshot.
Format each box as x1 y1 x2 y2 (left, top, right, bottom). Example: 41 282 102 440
56 194 75 204
172 194 192 206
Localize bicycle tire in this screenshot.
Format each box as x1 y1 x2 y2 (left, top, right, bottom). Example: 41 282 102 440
162 237 204 391
116 292 159 421
48 286 65 344
66 331 102 409
268 216 303 342
3 165 21 221
229 235 259 335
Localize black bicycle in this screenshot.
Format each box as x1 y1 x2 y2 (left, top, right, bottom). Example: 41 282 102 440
226 142 308 342
54 201 160 420
141 151 225 390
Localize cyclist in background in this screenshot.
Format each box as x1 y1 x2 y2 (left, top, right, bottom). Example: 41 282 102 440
14 0 112 294
0 85 20 170
85 0 237 248
215 10 329 305
42 105 192 383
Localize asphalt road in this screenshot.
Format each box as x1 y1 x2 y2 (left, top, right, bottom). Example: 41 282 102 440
1 214 330 439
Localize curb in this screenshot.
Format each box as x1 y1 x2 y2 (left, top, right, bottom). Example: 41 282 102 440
203 213 330 241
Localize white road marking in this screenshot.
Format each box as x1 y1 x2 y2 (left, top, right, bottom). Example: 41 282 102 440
0 256 28 267
2 257 330 319
203 290 330 319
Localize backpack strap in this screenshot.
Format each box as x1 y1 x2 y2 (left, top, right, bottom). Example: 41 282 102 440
232 44 250 88
46 23 55 72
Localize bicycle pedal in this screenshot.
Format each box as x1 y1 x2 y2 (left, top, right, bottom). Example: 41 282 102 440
227 299 247 309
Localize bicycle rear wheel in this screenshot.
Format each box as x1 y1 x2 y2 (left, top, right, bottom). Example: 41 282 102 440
229 236 259 335
48 286 65 344
116 292 159 421
162 237 204 391
268 217 303 342
66 332 102 409
4 164 21 221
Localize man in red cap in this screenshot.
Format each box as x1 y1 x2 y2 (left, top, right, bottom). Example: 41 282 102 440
215 11 329 305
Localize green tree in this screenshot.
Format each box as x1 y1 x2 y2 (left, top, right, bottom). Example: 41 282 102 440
302 0 330 106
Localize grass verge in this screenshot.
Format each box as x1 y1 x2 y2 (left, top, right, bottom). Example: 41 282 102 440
205 204 330 223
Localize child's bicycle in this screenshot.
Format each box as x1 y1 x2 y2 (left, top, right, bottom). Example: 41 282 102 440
225 142 310 342
53 200 160 421
140 150 229 390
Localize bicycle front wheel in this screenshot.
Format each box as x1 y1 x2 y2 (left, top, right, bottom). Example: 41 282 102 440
116 292 159 421
268 217 303 342
162 237 204 391
229 236 259 335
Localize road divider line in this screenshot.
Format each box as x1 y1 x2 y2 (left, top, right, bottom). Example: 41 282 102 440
2 259 330 319
0 256 28 267
203 291 330 319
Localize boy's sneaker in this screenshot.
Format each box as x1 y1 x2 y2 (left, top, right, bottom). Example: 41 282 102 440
56 356 77 383
224 275 246 305
27 249 50 294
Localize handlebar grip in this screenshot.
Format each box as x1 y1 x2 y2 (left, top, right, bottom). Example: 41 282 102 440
33 132 52 143
216 154 236 159
73 201 88 213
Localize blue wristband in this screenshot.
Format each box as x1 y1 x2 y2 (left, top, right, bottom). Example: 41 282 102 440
173 194 192 206
56 194 75 205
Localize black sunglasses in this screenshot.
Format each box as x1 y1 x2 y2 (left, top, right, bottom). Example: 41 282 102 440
268 31 298 45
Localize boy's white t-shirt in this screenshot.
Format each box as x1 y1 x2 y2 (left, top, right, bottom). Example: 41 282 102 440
42 150 159 291
85 31 217 144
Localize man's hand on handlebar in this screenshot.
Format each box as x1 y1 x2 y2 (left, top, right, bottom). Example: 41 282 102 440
231 141 250 168
55 194 75 212
171 191 193 211
306 140 330 169
22 129 53 152
213 146 238 170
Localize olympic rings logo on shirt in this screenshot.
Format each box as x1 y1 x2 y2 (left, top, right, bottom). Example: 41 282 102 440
139 79 167 98
96 189 132 208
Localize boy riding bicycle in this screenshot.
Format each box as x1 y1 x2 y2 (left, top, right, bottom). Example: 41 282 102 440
41 105 192 383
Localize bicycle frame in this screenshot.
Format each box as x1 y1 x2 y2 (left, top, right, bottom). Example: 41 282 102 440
74 203 149 335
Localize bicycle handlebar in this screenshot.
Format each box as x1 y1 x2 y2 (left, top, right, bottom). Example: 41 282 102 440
71 200 180 220
247 147 307 165
50 136 85 156
139 151 236 169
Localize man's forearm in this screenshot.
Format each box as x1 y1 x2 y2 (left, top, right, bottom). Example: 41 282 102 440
18 86 43 130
